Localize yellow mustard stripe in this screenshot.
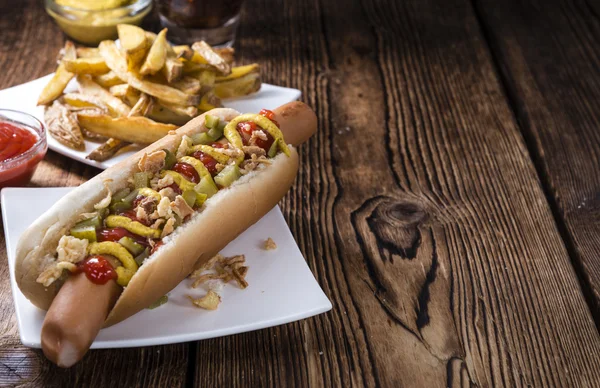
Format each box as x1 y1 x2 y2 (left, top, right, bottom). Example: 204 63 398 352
223 120 244 149
178 156 213 181
161 170 195 191
161 170 207 206
105 215 161 239
187 144 231 164
88 241 138 286
137 187 161 201
223 113 291 156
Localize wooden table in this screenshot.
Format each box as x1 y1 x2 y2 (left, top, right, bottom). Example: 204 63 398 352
1 0 599 386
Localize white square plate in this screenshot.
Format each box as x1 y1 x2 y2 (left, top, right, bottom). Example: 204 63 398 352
0 75 302 170
2 187 331 348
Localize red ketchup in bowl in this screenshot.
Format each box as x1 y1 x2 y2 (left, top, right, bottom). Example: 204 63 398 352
0 111 47 189
0 122 38 161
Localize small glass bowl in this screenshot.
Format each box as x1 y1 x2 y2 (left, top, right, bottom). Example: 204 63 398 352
0 110 47 189
45 0 152 46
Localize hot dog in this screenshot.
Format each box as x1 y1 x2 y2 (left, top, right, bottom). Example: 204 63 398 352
15 101 317 367
41 273 121 367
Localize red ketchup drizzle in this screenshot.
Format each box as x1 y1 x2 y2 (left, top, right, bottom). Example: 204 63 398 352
173 162 199 183
238 121 257 136
191 150 218 176
98 227 149 246
259 108 279 127
236 121 275 151
77 255 117 285
166 182 182 195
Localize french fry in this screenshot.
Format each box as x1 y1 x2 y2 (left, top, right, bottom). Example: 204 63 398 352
140 28 168 76
170 76 202 95
172 45 194 60
99 40 200 106
117 24 149 70
81 128 108 141
163 56 183 83
187 70 216 92
191 41 231 75
63 58 110 75
77 75 131 117
214 72 261 99
149 104 194 125
77 114 177 144
37 41 76 105
38 25 262 160
87 138 129 161
71 108 105 117
158 100 197 117
216 64 259 82
76 47 101 58
44 100 85 150
144 30 157 41
197 91 222 112
130 93 154 117
88 93 152 161
109 84 138 99
182 61 215 74
152 42 184 83
94 71 124 88
63 93 109 113
176 45 234 65
116 89 140 107
213 47 235 64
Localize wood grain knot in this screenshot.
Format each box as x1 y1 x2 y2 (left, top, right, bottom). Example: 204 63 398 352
367 199 428 260
354 196 464 363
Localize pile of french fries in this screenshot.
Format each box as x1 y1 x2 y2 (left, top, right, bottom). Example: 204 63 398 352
38 24 261 161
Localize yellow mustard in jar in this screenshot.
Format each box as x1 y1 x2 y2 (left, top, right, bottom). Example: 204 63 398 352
46 0 152 45
56 0 133 11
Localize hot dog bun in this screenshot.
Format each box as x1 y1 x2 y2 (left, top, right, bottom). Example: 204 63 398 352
106 149 297 326
15 103 308 326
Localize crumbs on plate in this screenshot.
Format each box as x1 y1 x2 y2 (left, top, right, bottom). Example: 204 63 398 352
264 237 277 250
187 253 249 310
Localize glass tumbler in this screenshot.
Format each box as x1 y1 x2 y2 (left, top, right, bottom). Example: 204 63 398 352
157 0 245 46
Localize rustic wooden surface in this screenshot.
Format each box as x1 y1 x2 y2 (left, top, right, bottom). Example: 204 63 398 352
475 0 600 320
0 0 599 387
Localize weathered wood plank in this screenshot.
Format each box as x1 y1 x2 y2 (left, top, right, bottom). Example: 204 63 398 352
192 0 600 387
347 0 600 385
475 0 600 319
0 1 190 386
194 1 371 386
